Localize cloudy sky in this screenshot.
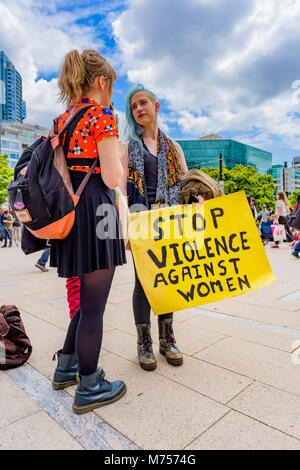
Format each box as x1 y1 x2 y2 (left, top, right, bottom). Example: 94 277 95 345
1 0 300 165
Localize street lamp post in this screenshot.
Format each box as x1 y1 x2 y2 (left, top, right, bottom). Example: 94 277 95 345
219 153 224 191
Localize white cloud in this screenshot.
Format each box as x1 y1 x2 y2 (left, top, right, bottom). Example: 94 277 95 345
0 0 109 128
113 0 300 154
2 0 300 163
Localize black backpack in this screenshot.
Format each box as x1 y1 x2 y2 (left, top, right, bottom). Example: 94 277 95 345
7 105 98 241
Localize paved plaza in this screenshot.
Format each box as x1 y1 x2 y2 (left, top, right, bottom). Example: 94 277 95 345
1 242 300 450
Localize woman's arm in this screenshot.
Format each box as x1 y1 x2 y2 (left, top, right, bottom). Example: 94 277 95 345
117 141 130 250
118 141 129 197
97 136 123 189
174 141 188 174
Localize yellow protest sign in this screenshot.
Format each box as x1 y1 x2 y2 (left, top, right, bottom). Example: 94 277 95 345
129 191 276 315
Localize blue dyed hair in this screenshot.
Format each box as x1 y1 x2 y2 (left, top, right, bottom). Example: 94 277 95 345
125 84 157 142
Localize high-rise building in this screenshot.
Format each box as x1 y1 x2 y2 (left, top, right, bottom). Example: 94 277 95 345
0 51 48 169
0 51 26 123
271 161 300 195
293 156 300 170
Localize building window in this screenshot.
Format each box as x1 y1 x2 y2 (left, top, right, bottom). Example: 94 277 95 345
1 139 10 148
6 132 18 139
9 153 19 159
1 139 19 150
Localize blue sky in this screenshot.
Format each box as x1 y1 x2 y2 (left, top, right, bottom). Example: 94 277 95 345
1 0 300 166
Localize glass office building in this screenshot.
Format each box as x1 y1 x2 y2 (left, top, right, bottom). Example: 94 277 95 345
176 137 272 175
0 51 26 123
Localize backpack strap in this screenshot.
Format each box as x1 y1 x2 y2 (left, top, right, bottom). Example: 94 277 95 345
63 105 94 156
50 105 90 143
74 159 98 197
50 104 102 198
61 105 100 197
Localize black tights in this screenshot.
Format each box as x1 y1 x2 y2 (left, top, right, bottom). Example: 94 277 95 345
133 265 173 325
62 267 115 376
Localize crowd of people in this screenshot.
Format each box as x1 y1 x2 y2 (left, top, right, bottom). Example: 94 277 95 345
248 192 300 256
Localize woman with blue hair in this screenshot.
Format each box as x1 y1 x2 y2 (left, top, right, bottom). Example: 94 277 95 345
120 84 188 371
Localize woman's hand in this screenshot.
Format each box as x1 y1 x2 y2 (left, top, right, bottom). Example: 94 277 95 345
125 240 131 251
197 195 204 208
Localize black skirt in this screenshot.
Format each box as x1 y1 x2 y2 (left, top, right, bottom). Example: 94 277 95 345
50 172 126 277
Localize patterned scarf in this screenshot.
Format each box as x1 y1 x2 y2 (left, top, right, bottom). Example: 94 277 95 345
127 129 181 208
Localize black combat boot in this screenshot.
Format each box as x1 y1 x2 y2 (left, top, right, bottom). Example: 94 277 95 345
136 323 157 371
159 318 183 366
52 350 105 390
72 368 126 415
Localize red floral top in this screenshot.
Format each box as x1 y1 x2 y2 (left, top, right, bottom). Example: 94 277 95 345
57 96 118 173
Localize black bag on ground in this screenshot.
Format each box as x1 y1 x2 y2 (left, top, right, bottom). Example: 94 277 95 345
0 305 32 370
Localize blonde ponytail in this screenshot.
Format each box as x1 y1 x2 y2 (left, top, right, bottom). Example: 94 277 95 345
58 49 116 106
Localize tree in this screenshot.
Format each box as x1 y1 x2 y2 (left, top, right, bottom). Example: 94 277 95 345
0 154 13 205
289 190 300 209
199 164 276 209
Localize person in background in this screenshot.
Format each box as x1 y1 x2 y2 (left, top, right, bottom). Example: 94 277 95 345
35 247 50 272
250 198 258 220
1 210 13 248
247 196 256 219
260 205 269 223
291 194 300 257
261 215 274 243
271 190 294 248
0 210 4 242
13 218 21 247
292 240 300 258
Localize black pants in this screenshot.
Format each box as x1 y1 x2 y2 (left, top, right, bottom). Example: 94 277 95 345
2 228 13 247
275 216 294 244
133 262 173 325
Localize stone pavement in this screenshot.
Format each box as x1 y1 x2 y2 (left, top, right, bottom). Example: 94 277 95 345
1 242 300 450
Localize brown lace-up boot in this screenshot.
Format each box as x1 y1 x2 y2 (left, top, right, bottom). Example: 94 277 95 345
136 323 157 371
159 318 183 366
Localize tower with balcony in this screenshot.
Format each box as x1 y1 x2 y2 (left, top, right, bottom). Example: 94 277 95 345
0 51 26 123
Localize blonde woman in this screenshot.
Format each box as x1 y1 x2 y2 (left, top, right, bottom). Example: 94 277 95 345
51 50 126 414
271 190 294 247
120 84 188 371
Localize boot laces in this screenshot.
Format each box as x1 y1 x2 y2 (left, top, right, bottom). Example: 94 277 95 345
98 371 110 387
141 327 153 352
165 322 176 346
